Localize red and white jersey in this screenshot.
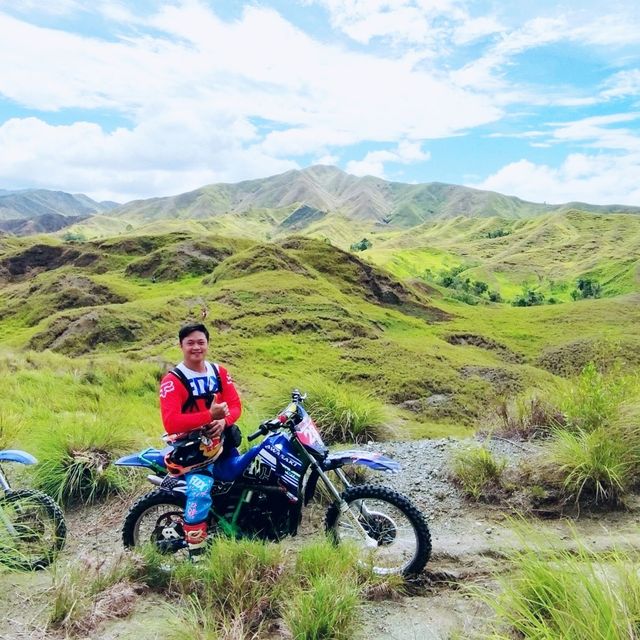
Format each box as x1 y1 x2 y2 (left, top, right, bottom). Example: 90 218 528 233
159 362 242 436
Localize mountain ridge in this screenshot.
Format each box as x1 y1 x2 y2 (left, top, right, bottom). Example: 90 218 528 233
107 165 640 229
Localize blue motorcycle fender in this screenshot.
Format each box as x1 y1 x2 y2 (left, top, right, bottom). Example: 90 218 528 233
0 449 38 465
324 450 400 473
304 450 400 505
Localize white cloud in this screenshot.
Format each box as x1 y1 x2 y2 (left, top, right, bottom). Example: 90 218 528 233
475 154 640 206
0 3 500 199
346 140 430 176
602 69 640 99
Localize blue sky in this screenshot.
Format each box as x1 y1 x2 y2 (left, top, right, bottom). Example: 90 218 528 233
0 0 639 205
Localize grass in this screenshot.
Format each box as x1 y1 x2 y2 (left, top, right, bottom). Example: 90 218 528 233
478 530 640 639
32 419 136 506
450 443 508 501
494 392 565 440
301 377 392 443
544 426 640 506
157 537 401 640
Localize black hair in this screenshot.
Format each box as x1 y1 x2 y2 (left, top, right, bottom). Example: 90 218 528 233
178 323 210 343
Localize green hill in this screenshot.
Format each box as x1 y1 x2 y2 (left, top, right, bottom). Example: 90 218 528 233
1 229 639 441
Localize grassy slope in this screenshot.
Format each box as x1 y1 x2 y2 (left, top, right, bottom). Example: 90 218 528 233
1 228 639 456
367 210 640 300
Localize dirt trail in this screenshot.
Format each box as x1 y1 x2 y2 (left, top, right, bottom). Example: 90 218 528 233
1 438 639 640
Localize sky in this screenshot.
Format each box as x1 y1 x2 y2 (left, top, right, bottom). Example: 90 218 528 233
0 1 639 205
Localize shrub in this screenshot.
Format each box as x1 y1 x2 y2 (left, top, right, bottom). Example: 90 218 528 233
495 394 565 440
571 277 602 300
512 287 545 307
544 426 638 505
560 362 632 432
479 531 640 639
350 238 372 252
33 420 135 506
450 443 507 500
304 378 391 443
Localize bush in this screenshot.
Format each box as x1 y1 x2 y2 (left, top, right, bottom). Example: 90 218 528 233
495 394 565 440
350 238 372 252
479 531 640 639
450 443 507 500
304 378 391 443
560 362 633 432
33 420 135 506
544 426 639 505
571 277 602 300
512 287 545 307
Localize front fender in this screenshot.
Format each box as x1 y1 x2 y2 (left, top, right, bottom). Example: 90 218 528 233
0 450 38 465
324 450 400 473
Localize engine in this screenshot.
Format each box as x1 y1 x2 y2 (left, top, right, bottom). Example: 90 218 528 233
237 490 295 541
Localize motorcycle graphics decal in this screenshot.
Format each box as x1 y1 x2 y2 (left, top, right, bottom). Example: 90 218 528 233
264 443 303 470
244 449 277 480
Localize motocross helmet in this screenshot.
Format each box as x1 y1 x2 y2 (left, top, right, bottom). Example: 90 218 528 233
164 432 223 476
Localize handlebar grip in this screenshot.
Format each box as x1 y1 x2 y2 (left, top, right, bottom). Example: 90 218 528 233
247 429 263 442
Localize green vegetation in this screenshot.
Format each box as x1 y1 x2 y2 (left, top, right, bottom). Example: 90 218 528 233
350 237 372 252
301 377 391 443
479 531 640 639
450 443 507 500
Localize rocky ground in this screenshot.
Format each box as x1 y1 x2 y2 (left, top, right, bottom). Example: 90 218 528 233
2 436 639 640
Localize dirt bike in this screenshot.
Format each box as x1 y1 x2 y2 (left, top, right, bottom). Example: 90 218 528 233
115 391 431 575
0 450 66 569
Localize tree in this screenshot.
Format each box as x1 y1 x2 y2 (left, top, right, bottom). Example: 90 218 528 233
350 238 372 252
571 278 602 300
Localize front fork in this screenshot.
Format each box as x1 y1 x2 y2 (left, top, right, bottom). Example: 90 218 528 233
308 460 377 548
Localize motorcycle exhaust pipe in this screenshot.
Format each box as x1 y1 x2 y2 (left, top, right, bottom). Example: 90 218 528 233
147 474 163 487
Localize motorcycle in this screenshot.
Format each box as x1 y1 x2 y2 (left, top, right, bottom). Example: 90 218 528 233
0 449 66 569
115 390 431 575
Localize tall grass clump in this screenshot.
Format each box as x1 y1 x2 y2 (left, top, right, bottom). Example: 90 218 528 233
164 538 402 640
303 377 391 443
167 537 287 639
495 392 565 440
545 427 639 505
538 364 640 507
33 419 135 506
560 362 634 432
479 530 640 639
450 443 507 501
284 575 360 640
48 554 146 634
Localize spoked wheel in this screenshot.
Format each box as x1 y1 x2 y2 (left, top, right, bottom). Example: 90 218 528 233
0 489 66 570
122 490 188 555
325 484 431 576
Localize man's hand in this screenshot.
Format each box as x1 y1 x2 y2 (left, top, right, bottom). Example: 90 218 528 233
209 401 229 420
204 419 226 438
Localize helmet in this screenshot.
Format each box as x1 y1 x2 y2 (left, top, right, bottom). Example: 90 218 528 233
164 432 223 476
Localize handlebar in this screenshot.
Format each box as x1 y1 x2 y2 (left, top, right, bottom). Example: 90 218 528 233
247 418 282 441
246 389 307 442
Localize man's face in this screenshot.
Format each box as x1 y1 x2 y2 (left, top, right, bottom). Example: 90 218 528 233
180 331 209 365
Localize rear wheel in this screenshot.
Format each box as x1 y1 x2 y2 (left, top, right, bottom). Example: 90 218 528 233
325 484 431 576
0 489 66 570
122 490 188 554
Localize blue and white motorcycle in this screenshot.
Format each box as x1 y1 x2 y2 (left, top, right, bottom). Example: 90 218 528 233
0 450 66 569
116 391 431 575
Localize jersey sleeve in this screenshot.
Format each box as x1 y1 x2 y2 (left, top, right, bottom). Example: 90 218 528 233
217 365 242 426
159 373 212 435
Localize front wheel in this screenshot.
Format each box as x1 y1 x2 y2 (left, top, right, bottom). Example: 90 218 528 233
0 489 67 570
325 484 431 576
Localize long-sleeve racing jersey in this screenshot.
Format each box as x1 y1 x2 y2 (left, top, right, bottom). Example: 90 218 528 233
159 362 242 436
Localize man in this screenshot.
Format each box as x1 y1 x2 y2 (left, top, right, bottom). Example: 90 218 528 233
159 323 242 560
